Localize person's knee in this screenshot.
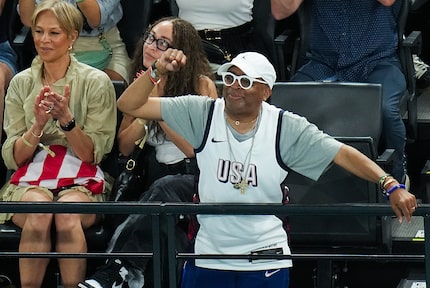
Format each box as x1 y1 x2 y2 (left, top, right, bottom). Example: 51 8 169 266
54 213 83 233
23 213 54 233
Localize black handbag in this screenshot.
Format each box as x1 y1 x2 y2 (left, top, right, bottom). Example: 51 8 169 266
201 39 232 64
111 136 147 202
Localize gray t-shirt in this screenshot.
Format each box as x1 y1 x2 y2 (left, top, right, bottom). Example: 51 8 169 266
160 96 342 181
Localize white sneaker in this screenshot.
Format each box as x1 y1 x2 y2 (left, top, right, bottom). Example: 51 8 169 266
413 54 429 79
78 259 128 288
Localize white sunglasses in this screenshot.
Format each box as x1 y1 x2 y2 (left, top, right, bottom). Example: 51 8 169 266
220 72 267 90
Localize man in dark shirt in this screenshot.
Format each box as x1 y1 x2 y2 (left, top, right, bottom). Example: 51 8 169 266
272 0 408 185
0 0 18 143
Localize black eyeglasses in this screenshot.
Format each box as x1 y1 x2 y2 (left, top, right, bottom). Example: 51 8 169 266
220 72 267 90
143 32 171 51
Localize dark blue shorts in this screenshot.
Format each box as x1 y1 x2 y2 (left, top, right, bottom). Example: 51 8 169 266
0 41 17 75
181 261 290 288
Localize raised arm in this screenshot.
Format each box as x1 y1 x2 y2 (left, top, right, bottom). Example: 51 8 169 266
18 0 35 27
0 0 5 15
271 0 303 20
74 0 101 28
117 48 187 121
333 144 417 222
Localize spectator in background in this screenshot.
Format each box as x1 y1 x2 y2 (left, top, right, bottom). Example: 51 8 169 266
79 17 217 288
19 0 131 83
0 0 18 143
271 0 409 186
171 0 274 68
0 1 116 287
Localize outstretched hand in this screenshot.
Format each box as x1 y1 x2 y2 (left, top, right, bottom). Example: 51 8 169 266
389 188 417 223
157 48 187 74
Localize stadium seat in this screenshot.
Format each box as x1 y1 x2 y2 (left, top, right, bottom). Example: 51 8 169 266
270 81 392 287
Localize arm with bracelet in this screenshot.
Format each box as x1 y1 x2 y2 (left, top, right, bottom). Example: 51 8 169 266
333 144 417 223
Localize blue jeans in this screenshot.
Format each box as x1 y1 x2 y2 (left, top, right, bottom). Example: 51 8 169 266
291 57 407 182
0 41 18 75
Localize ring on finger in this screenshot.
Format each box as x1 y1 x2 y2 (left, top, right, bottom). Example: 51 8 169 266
59 96 64 102
45 104 54 113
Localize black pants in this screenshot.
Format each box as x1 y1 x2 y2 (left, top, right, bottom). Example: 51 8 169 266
107 174 196 286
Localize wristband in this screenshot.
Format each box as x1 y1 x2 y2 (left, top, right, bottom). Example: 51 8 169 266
384 183 406 200
76 0 85 3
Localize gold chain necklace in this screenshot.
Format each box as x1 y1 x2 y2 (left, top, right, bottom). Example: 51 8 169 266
224 115 258 194
225 112 258 126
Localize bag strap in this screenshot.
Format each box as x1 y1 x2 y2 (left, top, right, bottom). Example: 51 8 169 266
97 27 113 53
125 123 148 172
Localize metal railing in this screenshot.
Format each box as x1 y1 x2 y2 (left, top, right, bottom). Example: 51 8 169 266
0 202 429 287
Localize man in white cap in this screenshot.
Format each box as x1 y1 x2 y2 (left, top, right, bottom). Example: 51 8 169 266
117 50 416 288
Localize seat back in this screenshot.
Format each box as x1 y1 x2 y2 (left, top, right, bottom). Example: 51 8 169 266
271 82 383 149
270 82 391 251
117 0 153 57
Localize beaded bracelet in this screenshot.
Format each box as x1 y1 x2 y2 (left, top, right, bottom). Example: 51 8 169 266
384 183 406 200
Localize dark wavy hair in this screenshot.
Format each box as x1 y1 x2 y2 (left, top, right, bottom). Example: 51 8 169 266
131 17 213 140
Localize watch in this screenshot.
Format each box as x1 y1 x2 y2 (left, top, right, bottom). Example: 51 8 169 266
60 118 76 131
151 60 159 77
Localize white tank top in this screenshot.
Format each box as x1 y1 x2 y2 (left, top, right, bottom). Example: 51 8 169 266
195 99 292 271
176 0 253 30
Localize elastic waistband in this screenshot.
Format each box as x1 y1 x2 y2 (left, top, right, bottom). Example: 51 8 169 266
198 21 253 41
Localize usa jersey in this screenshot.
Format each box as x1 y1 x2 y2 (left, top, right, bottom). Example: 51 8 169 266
194 99 292 271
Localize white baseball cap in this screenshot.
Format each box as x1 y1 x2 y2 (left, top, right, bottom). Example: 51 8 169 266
217 52 276 89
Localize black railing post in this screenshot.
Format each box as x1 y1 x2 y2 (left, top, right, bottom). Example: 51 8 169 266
424 214 430 287
151 214 161 288
166 214 177 288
